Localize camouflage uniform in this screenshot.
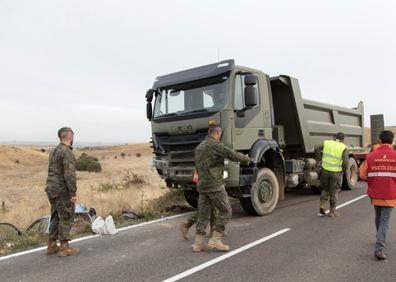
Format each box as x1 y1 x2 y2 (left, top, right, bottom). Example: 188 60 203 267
45 143 77 241
188 207 216 228
195 136 250 235
319 170 343 208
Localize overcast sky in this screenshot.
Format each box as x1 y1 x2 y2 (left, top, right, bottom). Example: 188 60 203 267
0 0 395 143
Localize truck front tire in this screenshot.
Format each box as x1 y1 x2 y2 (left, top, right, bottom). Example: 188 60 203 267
240 168 280 216
183 190 198 208
342 157 358 190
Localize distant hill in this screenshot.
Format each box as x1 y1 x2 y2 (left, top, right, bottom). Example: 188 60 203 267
364 126 396 146
0 145 48 170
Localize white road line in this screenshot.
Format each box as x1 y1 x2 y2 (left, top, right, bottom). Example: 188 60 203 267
162 228 291 282
116 212 194 232
318 194 368 216
335 194 368 210
0 212 194 262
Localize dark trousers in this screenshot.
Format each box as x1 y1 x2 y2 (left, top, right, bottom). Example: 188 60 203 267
320 170 342 208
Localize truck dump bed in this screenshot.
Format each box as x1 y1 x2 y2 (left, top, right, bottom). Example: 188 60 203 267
270 75 364 153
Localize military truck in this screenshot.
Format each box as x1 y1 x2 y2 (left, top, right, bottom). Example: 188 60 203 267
145 59 365 215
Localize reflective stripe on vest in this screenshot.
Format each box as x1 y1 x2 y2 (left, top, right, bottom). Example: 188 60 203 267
321 140 347 172
368 172 396 178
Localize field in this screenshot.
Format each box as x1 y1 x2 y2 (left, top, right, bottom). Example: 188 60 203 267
0 143 169 230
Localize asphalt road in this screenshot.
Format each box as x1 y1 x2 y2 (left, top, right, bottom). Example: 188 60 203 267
1 182 395 282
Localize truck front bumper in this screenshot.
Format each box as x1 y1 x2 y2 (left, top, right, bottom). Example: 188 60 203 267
152 157 240 188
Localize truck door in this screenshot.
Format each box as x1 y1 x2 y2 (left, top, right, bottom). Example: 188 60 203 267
233 73 269 150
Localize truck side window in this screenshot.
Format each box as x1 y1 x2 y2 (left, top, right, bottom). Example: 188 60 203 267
235 74 259 111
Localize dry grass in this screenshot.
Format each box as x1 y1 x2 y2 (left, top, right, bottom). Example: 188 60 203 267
0 143 169 230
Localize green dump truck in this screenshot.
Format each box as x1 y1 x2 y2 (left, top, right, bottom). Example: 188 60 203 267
145 59 365 215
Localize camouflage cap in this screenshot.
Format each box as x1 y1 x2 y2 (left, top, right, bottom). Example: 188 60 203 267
58 127 74 137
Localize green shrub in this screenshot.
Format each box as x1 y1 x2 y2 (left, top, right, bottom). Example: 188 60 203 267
87 161 102 172
76 153 102 172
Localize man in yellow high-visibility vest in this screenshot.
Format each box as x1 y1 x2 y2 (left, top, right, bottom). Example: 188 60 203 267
317 132 349 217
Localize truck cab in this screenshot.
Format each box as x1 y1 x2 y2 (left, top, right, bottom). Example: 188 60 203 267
146 59 364 215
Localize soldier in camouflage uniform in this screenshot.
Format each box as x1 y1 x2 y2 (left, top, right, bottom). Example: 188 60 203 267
45 127 80 257
192 123 250 252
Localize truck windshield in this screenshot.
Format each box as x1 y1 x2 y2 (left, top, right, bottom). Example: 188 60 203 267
153 78 228 119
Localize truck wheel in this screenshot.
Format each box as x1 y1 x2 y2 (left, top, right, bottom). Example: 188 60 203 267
183 190 198 208
240 168 280 216
342 158 358 190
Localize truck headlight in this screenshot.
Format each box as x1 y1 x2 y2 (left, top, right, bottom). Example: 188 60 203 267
223 170 229 179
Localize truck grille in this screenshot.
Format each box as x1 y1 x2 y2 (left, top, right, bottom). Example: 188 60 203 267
153 130 207 155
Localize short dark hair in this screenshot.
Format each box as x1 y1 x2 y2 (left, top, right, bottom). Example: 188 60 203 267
335 132 345 141
379 130 394 144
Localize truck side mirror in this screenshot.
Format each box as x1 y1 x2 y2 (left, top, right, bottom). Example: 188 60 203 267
146 89 155 102
146 102 153 121
146 89 155 121
244 74 258 108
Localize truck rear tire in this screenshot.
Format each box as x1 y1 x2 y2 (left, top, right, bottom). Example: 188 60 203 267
342 157 358 190
183 190 198 208
240 168 280 216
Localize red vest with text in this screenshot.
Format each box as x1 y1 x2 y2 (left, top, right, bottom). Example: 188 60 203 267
367 145 396 199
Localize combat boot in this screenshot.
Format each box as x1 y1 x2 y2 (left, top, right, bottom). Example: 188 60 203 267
209 225 227 238
208 231 230 252
180 219 195 240
319 199 326 216
57 241 80 257
46 239 59 255
328 207 340 217
192 234 208 252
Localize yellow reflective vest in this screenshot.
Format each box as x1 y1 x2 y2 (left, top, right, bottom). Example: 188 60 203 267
321 140 347 172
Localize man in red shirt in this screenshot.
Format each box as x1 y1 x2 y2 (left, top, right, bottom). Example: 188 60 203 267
359 130 396 260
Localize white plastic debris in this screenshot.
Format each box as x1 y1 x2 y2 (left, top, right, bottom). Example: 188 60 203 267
105 215 117 235
91 216 118 235
92 217 107 235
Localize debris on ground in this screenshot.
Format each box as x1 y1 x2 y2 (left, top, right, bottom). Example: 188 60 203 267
122 210 144 220
0 203 97 239
26 215 50 234
75 203 97 223
92 215 117 235
0 223 22 240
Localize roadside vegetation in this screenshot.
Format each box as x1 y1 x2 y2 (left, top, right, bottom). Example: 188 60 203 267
0 183 191 256
0 143 193 256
